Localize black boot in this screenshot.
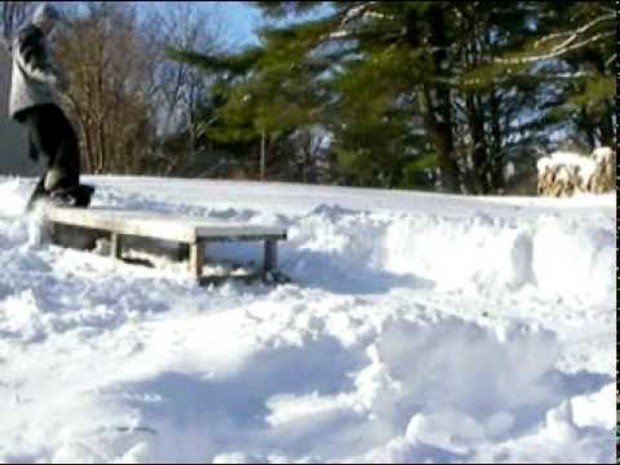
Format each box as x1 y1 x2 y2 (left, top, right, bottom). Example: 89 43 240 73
49 184 95 208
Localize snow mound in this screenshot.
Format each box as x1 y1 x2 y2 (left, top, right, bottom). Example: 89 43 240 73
289 204 613 304
382 214 532 292
0 175 614 304
531 217 615 302
0 176 614 463
1 305 611 463
0 177 31 216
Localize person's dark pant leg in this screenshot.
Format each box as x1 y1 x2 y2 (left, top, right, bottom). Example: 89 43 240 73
52 107 81 190
19 104 81 192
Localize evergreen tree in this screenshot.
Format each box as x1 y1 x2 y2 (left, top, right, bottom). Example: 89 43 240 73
173 1 615 192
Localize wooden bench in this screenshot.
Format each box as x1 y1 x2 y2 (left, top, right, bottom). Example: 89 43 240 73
42 207 287 284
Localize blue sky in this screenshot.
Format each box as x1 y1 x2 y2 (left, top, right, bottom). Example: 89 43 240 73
135 1 332 51
177 1 332 49
216 1 262 48
136 1 263 49
63 2 331 52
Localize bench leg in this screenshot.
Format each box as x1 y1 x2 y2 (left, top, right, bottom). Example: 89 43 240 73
177 243 190 261
47 222 58 244
189 241 205 280
111 233 122 259
264 239 278 273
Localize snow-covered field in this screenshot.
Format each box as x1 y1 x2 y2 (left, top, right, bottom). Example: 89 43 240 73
0 175 615 463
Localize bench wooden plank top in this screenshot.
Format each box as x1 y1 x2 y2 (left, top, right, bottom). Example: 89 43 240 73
43 207 287 243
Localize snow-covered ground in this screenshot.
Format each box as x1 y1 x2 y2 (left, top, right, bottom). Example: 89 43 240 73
0 175 615 463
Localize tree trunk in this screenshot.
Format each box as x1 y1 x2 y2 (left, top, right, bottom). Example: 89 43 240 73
599 99 614 146
465 92 489 194
489 87 504 191
421 5 461 193
421 87 460 192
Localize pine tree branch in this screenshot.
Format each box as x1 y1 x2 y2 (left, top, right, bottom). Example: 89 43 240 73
341 2 375 26
341 2 392 24
495 31 614 65
326 2 392 42
434 67 591 89
605 53 616 69
533 12 614 51
326 29 353 41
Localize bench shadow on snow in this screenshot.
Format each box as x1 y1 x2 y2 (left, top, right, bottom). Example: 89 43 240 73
105 319 611 463
189 239 434 295
281 247 435 294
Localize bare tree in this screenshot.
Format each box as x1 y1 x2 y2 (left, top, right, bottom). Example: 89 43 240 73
140 2 227 174
29 1 229 176
55 2 154 174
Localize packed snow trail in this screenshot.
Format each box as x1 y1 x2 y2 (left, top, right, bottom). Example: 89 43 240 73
0 176 615 463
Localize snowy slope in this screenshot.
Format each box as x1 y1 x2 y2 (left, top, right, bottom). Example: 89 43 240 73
0 175 615 463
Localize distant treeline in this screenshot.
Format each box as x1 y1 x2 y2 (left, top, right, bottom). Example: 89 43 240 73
2 1 614 194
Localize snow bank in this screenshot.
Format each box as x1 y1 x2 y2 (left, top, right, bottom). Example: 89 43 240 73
382 214 533 292
1 296 612 463
0 177 31 217
0 176 614 463
1 175 615 304
291 204 613 304
531 217 615 303
1 176 614 303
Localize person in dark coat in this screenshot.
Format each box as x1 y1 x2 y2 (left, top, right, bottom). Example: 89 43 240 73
9 4 91 208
